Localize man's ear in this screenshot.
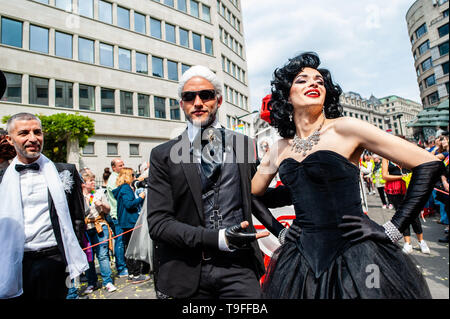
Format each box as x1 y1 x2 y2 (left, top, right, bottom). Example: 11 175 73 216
217 96 223 108
5 134 13 147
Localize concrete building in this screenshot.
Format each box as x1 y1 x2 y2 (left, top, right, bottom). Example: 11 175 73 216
406 0 449 107
0 0 252 178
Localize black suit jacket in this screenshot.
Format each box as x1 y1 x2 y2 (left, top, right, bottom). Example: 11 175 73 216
147 129 290 298
0 162 85 265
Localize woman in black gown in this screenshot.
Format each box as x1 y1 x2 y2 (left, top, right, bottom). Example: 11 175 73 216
251 52 444 299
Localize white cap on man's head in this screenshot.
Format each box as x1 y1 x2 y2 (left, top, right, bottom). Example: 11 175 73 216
177 65 223 100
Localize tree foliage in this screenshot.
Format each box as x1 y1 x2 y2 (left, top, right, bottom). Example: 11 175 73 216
2 113 95 163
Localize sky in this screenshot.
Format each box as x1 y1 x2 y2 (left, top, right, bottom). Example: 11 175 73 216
241 0 421 111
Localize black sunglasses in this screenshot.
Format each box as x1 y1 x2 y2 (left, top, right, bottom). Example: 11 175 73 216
181 89 216 102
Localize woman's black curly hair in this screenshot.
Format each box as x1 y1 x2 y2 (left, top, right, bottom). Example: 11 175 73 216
269 52 343 138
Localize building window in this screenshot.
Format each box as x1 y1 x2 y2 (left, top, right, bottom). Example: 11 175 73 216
421 57 432 72
101 88 115 113
415 23 427 39
190 0 199 18
0 72 22 103
418 40 429 55
425 74 436 87
202 5 211 22
427 91 439 105
154 96 166 118
150 18 162 39
117 6 130 29
443 9 449 17
130 144 140 156
170 98 180 120
78 0 93 18
55 31 72 59
99 42 114 67
120 91 133 115
98 0 112 24
438 23 449 37
134 12 146 34
204 37 213 55
78 37 94 63
152 56 164 77
138 93 150 117
55 80 73 108
167 60 178 81
79 84 95 110
1 17 22 48
181 63 190 74
446 81 449 94
165 23 176 43
56 0 72 11
136 52 148 74
442 61 449 74
119 48 131 71
29 25 49 54
82 142 95 155
178 0 187 12
107 143 118 156
179 28 189 47
192 32 202 51
164 0 174 6
29 76 48 106
439 42 449 56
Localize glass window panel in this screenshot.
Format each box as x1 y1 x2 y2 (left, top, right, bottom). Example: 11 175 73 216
178 0 187 12
118 48 131 71
190 0 199 17
82 142 94 154
152 56 164 77
34 0 49 4
99 43 113 67
79 84 95 110
421 58 432 72
154 96 166 118
30 25 48 53
181 63 190 74
167 60 178 81
78 0 93 18
442 61 449 74
136 52 148 74
170 98 180 120
55 80 73 108
1 18 22 48
1 72 22 103
204 37 213 55
164 0 174 6
439 42 449 56
130 144 139 156
425 74 436 87
107 143 118 155
78 37 94 63
56 0 72 11
428 91 439 105
438 23 449 37
120 91 133 115
165 23 176 43
134 12 146 34
192 32 202 51
415 23 427 39
117 6 130 29
202 5 211 22
418 40 429 55
98 0 112 24
179 28 189 47
150 18 162 39
55 31 72 58
29 76 48 105
138 93 150 117
101 88 115 112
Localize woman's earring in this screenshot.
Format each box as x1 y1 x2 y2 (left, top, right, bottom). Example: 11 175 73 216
289 113 293 122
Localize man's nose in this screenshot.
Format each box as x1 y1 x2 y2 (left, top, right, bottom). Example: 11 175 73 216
193 94 203 107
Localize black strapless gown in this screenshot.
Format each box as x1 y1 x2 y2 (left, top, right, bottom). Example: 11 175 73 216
262 150 431 299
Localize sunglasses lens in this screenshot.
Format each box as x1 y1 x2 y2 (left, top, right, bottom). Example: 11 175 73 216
199 90 216 100
181 90 216 102
181 92 196 102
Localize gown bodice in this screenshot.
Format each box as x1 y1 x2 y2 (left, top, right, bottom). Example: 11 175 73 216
278 150 364 278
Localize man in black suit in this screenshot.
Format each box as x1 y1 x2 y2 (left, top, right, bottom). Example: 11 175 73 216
0 112 88 299
147 66 292 299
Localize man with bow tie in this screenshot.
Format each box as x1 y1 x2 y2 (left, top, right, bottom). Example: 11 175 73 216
0 112 88 299
147 66 295 299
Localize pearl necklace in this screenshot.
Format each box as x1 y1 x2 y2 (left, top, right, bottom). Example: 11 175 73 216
292 118 325 156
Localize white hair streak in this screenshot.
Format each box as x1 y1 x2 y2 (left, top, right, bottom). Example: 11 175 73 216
177 65 223 100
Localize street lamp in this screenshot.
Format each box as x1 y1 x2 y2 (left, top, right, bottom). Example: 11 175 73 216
397 114 404 136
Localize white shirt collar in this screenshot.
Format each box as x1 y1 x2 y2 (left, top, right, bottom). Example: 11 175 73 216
186 118 221 143
17 155 44 172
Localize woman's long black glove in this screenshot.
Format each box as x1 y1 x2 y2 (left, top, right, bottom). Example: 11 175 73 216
339 160 444 243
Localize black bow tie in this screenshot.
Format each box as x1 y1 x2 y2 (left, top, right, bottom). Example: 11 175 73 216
15 162 40 172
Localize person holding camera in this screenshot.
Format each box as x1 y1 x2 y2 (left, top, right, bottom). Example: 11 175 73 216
112 167 150 284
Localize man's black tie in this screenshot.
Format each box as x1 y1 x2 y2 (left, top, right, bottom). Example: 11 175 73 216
200 127 225 182
15 162 40 172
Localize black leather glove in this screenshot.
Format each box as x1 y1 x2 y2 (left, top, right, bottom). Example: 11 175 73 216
339 160 444 243
284 223 302 243
225 224 257 250
251 194 285 237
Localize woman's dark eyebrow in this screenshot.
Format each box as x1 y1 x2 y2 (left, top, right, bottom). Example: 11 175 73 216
295 74 324 80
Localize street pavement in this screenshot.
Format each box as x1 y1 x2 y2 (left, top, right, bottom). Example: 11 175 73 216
82 192 449 299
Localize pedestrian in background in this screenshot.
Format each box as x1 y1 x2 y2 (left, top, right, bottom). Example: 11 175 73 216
372 154 389 209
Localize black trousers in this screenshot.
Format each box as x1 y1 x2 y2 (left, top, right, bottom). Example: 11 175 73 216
190 252 262 299
387 193 423 236
20 246 68 299
376 187 388 206
122 228 148 276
